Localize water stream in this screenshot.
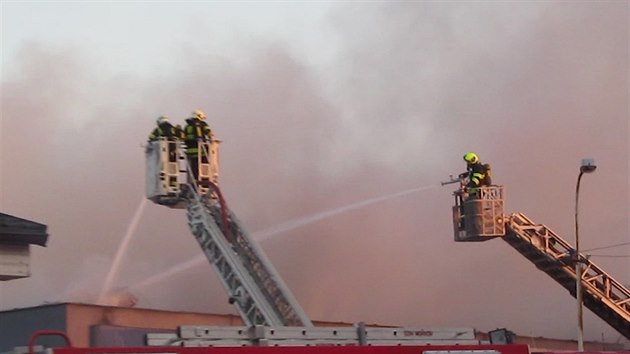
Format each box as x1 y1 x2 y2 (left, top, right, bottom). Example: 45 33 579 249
98 198 147 304
130 185 437 291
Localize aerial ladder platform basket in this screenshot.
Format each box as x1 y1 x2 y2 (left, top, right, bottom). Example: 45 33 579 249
446 181 630 339
146 138 220 207
451 185 506 242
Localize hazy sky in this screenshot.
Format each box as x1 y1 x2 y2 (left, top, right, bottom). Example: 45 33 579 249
1 0 628 344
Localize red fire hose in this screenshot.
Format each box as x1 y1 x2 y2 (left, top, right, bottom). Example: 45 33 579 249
208 181 233 242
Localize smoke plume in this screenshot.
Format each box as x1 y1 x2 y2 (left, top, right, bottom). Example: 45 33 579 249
1 1 627 343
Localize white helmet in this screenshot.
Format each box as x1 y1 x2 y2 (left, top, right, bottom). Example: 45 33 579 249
192 110 206 120
156 116 169 125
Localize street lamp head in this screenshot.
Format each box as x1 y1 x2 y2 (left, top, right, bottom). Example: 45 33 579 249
580 158 597 173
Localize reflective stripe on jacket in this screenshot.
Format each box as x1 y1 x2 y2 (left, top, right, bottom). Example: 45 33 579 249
148 123 179 141
184 118 212 156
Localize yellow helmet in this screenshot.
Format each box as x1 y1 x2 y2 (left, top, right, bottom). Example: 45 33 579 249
463 152 479 164
156 116 169 125
192 110 206 120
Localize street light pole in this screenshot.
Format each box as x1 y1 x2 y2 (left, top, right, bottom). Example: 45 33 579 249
575 158 596 352
575 170 585 352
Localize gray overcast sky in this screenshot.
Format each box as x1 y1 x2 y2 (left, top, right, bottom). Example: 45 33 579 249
1 0 628 345
2 2 336 76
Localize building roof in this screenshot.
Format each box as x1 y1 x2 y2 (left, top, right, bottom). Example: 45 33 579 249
0 213 48 246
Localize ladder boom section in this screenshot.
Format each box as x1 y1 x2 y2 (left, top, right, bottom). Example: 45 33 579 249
208 203 313 327
185 187 312 327
505 212 630 339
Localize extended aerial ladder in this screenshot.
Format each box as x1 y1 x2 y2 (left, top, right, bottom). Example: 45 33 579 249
145 137 312 327
144 136 490 347
445 179 630 340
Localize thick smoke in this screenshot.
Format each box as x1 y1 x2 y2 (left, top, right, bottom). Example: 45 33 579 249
1 1 628 344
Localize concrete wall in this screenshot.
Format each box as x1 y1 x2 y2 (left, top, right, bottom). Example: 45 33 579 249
0 303 67 352
0 303 244 351
65 303 243 347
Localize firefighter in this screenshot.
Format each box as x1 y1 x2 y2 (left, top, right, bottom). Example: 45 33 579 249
455 152 491 231
462 152 492 193
148 116 180 141
184 110 213 183
148 116 181 162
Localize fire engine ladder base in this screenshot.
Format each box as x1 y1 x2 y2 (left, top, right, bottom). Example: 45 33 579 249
504 212 630 339
146 324 479 347
185 186 311 327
